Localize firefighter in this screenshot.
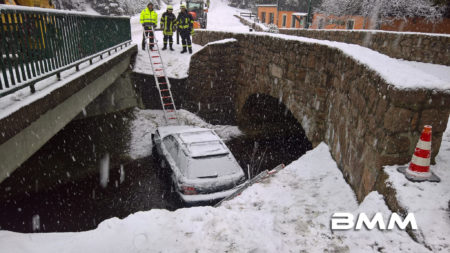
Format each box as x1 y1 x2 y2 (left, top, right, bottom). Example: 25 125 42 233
140 2 158 50
160 5 176 51
176 4 194 54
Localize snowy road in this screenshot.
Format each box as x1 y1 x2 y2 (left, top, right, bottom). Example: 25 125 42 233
131 0 247 78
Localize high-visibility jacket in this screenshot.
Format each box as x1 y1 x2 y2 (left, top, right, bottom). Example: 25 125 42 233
140 8 158 26
176 11 194 31
161 12 176 36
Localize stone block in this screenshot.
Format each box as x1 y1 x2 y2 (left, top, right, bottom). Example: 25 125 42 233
383 106 414 133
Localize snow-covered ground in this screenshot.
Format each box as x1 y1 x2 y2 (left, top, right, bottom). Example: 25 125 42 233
384 119 450 252
128 109 242 159
0 140 432 252
131 0 247 78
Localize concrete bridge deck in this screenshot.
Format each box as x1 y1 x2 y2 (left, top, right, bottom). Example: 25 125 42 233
0 44 138 183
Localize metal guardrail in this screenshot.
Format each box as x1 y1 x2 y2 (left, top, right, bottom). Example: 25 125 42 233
240 12 257 19
0 5 132 97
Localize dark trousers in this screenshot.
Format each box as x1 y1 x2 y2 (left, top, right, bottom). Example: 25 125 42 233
163 35 173 47
180 30 191 49
142 29 154 49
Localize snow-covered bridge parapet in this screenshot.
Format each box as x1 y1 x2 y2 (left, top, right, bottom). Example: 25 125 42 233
278 29 450 66
0 44 138 184
190 30 450 200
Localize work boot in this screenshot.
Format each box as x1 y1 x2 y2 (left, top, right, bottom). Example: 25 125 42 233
188 47 192 54
181 48 187 54
162 46 167 50
169 44 174 51
142 44 145 50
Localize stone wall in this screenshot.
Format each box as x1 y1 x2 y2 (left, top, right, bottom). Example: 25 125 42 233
191 31 450 201
278 29 450 66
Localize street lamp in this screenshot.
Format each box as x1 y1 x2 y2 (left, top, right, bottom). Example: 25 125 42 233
305 0 312 28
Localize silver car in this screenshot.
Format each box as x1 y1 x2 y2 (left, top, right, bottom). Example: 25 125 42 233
152 126 246 204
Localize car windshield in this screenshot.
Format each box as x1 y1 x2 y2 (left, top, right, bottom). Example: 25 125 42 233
187 141 228 157
187 154 239 179
188 3 202 10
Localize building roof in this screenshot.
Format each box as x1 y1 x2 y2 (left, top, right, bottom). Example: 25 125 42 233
256 4 277 7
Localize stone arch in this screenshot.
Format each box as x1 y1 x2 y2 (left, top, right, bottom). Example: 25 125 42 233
237 93 312 159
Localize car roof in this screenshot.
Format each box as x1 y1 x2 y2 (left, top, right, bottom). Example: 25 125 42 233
157 125 212 139
157 126 228 157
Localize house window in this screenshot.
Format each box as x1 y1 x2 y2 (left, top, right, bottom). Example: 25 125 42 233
282 14 287 27
318 18 325 29
269 13 274 24
346 20 355 30
291 15 296 28
261 12 266 23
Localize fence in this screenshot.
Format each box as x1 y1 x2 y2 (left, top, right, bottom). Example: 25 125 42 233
0 5 132 97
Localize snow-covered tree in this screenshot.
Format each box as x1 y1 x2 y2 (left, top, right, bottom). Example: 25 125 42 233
317 0 445 21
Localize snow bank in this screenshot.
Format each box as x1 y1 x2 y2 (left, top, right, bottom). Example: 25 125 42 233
384 116 450 252
128 109 242 159
205 38 237 46
0 142 427 252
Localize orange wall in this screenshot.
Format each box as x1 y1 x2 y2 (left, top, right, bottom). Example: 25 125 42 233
311 13 372 30
257 6 277 25
277 11 304 28
311 14 450 34
380 18 450 34
257 6 305 28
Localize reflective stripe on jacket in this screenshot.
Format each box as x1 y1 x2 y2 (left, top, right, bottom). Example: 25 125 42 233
176 11 194 30
140 8 158 25
161 12 176 35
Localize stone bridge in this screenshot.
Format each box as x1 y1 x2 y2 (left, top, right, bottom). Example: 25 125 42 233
185 31 450 201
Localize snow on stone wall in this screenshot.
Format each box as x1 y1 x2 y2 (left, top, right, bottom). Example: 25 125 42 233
190 30 450 201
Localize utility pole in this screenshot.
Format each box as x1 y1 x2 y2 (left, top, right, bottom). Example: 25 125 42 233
276 0 279 27
305 0 312 28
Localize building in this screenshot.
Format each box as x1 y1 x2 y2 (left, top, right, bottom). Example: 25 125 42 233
311 13 450 34
256 4 308 28
311 13 375 30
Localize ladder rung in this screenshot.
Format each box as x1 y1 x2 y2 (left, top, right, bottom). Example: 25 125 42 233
155 68 163 71
153 62 161 64
162 96 171 99
168 117 177 120
160 89 169 91
159 82 167 84
151 56 159 58
164 103 173 106
166 110 174 112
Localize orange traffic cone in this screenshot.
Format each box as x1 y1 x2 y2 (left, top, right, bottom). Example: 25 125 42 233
398 125 440 182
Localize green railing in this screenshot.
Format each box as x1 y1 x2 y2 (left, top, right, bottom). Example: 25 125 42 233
0 5 132 97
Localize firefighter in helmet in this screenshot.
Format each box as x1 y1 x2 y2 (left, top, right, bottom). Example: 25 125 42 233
160 5 176 51
176 4 194 54
140 2 158 50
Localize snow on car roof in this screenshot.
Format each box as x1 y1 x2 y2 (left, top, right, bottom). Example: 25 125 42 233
187 141 229 157
178 130 221 144
157 125 209 139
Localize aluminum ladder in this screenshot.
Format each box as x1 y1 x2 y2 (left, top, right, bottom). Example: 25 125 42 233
145 27 180 125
